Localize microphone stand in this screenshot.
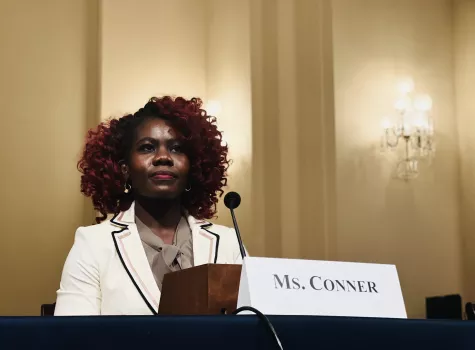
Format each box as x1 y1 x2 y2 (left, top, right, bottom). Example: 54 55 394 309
229 207 246 259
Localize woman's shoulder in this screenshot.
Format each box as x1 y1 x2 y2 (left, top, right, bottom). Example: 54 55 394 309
72 219 119 247
200 221 239 246
75 218 115 232
199 221 247 262
199 220 234 235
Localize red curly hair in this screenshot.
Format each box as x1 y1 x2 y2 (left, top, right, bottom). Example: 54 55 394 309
78 96 230 223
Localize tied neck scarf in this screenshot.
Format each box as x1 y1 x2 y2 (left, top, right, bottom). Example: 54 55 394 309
135 215 193 290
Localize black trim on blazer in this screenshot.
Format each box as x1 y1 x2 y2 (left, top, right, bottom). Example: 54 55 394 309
200 222 212 229
201 224 220 264
111 227 158 315
110 212 128 228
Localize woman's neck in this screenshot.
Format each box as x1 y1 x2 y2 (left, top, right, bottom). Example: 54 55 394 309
134 197 182 244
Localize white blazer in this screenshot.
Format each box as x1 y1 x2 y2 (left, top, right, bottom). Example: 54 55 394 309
54 202 243 316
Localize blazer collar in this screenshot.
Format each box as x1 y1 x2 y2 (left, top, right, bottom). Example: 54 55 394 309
112 202 210 228
110 202 136 226
110 202 221 314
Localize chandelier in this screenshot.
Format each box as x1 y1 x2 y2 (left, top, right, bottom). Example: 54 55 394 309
381 80 435 180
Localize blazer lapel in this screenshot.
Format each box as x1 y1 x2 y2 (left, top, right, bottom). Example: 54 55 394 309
188 216 220 266
111 203 160 315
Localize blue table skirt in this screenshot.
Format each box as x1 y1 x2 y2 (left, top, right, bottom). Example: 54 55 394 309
0 315 473 350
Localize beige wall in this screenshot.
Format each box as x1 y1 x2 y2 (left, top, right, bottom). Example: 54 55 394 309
205 0 253 245
454 0 475 301
249 0 466 318
100 0 208 118
333 0 463 318
0 0 98 315
249 0 337 259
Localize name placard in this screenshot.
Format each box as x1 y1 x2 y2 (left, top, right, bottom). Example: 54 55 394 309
237 257 406 318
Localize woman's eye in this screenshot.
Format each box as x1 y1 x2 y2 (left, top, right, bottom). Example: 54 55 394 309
138 144 154 152
170 144 182 153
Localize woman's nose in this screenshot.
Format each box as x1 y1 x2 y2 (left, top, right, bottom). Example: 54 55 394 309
152 146 173 165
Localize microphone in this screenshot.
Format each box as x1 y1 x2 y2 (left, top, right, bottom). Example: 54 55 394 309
223 193 284 350
224 191 246 259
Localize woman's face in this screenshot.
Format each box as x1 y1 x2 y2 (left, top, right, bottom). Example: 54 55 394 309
123 118 190 200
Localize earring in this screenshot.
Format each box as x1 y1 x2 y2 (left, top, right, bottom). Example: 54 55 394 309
124 182 132 194
185 184 191 192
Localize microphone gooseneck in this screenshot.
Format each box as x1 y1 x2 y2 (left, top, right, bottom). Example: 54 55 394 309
224 192 246 259
224 194 283 349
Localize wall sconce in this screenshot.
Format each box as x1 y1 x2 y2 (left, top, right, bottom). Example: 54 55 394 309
381 80 435 180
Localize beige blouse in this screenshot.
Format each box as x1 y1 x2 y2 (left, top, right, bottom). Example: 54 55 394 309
135 215 194 291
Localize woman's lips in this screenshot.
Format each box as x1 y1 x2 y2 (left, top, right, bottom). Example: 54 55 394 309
152 174 174 180
150 171 177 180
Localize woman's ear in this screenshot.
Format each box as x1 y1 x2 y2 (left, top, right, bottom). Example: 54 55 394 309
120 162 129 179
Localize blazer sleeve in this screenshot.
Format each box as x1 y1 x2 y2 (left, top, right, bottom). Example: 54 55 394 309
54 227 101 316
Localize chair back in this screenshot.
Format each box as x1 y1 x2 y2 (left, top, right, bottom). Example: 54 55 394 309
426 294 462 319
41 303 56 316
466 302 475 320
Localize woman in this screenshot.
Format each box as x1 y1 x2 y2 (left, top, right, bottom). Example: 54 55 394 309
55 96 243 316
